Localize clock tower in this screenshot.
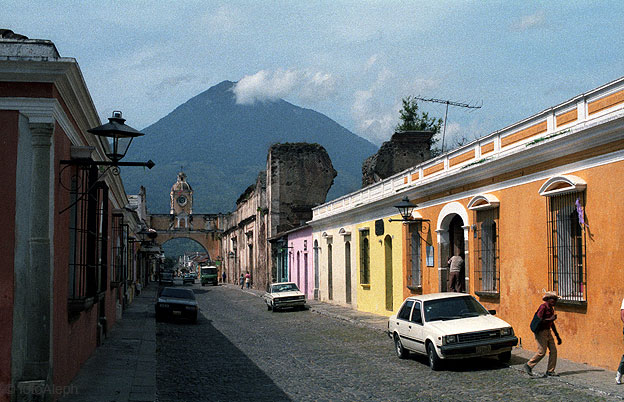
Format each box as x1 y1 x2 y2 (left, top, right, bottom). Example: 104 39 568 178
170 171 193 228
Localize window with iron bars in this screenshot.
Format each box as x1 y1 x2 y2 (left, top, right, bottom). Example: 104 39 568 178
68 165 108 308
407 223 422 289
474 208 499 294
360 230 370 285
111 213 124 286
547 191 586 302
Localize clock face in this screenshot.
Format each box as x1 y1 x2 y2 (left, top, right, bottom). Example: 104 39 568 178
177 195 188 206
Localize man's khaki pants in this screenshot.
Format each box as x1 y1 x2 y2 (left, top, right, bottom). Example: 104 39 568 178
527 329 557 373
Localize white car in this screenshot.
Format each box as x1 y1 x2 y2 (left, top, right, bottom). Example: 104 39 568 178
264 282 306 312
387 293 518 370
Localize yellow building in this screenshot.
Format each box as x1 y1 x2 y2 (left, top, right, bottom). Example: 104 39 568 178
311 76 624 369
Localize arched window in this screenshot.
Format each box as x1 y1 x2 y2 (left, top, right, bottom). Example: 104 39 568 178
469 194 500 294
540 176 587 301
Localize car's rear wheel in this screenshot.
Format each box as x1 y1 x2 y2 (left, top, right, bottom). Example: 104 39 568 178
498 351 512 363
394 334 408 359
427 342 442 371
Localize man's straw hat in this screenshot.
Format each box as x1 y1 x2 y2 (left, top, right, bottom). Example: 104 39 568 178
542 291 560 301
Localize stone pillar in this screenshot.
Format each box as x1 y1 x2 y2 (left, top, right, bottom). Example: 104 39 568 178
17 122 54 401
462 225 471 294
436 229 449 292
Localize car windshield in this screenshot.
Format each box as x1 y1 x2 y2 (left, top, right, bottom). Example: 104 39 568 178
160 288 195 300
423 296 488 322
272 283 299 293
201 267 217 274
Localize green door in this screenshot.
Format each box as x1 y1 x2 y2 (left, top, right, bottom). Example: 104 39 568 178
385 235 393 311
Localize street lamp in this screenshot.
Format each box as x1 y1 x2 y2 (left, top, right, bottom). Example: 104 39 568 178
61 111 155 169
388 196 432 245
88 111 142 164
388 197 418 222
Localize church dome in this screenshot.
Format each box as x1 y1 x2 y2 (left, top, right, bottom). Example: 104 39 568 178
171 171 192 192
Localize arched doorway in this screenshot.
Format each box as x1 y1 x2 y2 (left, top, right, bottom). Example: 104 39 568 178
384 235 393 311
327 243 333 301
436 202 470 293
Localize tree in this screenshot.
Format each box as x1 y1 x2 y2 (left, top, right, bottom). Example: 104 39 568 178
396 96 443 133
396 96 443 155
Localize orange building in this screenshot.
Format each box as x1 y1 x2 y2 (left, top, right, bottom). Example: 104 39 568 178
312 76 624 369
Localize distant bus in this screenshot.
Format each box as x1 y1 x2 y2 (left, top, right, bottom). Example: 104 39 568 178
200 265 218 286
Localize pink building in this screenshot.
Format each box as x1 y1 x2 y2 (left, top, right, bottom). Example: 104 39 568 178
287 226 315 299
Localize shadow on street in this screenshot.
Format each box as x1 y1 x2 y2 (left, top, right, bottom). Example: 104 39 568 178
156 313 291 401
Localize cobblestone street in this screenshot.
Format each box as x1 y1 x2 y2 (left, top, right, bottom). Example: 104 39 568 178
156 285 610 402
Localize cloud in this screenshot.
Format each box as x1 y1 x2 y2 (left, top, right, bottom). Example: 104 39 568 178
154 74 196 91
511 11 546 31
351 69 445 145
233 69 335 104
195 5 244 33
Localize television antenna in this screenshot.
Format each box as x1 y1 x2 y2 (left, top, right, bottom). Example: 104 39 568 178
413 97 482 152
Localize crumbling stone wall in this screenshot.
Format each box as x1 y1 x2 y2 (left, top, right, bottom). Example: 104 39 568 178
221 142 336 289
362 130 433 187
266 143 337 236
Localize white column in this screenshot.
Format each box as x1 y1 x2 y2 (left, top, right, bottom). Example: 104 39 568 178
19 122 54 399
462 225 471 294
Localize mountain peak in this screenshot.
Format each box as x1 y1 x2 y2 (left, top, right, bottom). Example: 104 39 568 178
124 81 378 214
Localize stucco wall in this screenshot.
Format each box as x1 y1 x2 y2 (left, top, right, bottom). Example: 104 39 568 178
396 159 624 370
0 110 18 401
287 227 314 299
355 215 404 317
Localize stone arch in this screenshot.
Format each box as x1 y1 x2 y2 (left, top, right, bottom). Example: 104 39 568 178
435 201 470 293
160 236 210 258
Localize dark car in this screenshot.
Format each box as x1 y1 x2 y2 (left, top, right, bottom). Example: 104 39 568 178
155 287 198 323
159 270 174 285
183 272 195 284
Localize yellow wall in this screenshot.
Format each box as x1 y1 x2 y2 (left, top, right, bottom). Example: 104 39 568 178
355 215 405 317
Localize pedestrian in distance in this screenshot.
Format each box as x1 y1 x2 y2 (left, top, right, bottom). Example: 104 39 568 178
524 291 562 377
221 271 226 284
239 273 244 289
616 296 624 384
245 271 251 289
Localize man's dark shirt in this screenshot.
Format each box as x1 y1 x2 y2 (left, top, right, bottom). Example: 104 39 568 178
536 302 555 329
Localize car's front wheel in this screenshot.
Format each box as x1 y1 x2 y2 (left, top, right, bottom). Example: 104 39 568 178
427 342 442 371
394 334 408 359
267 302 272 311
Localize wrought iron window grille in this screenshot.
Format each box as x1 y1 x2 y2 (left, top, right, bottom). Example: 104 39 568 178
474 208 500 294
547 191 587 303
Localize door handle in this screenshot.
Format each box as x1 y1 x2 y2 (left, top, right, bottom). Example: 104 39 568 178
409 325 412 329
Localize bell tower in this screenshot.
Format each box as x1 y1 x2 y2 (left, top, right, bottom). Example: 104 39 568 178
170 171 193 228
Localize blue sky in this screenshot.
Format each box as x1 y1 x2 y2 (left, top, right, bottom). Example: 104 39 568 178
5 1 624 146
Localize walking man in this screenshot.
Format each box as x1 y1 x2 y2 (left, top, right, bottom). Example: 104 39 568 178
448 253 464 293
524 291 562 377
616 296 624 384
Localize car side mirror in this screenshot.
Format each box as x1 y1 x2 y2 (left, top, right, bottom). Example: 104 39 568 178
488 309 496 315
